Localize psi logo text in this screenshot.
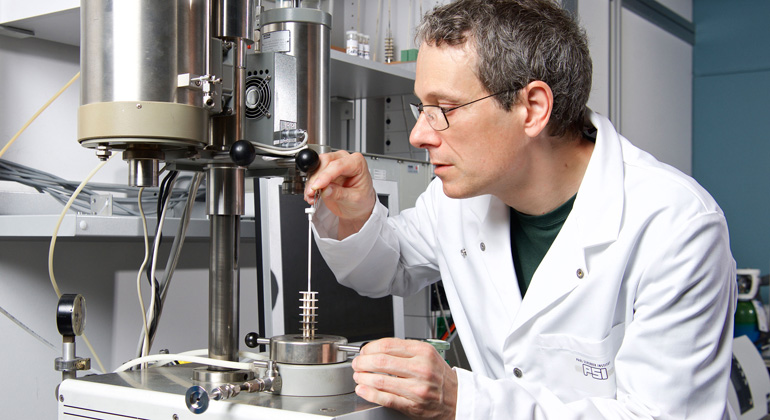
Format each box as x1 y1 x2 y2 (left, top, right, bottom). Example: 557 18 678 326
582 364 608 380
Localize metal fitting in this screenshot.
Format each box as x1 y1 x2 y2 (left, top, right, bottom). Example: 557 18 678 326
54 356 91 372
95 144 112 161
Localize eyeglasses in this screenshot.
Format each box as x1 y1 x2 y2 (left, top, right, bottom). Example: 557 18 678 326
410 91 509 131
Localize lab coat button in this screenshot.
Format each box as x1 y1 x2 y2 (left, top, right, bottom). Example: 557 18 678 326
480 242 486 251
513 367 523 378
576 268 584 279
460 248 467 258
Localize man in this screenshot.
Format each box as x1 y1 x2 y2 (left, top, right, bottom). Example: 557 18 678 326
305 0 737 418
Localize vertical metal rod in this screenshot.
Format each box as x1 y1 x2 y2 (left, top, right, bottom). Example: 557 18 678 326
234 38 247 141
62 336 77 381
206 0 248 368
209 214 240 365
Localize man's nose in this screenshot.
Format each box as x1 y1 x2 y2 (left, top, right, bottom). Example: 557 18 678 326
409 113 440 149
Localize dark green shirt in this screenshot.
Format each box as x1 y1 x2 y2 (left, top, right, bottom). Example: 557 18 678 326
510 195 576 297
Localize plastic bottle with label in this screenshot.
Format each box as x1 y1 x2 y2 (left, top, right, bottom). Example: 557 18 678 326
346 30 358 56
362 34 370 60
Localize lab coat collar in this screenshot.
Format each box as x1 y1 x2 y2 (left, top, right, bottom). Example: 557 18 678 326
505 112 626 332
576 111 624 249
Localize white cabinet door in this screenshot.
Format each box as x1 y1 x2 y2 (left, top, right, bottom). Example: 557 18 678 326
620 7 693 175
579 0 693 175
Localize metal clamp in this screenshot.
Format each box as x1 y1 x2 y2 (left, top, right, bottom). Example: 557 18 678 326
54 357 91 372
177 73 222 108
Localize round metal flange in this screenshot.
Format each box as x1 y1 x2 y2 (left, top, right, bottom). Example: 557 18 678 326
269 334 347 365
192 368 254 384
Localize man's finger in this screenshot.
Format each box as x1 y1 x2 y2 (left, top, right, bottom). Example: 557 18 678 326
359 337 423 357
355 377 448 419
352 353 416 379
355 383 413 412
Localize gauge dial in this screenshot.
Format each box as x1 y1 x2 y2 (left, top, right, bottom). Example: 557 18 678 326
56 294 86 337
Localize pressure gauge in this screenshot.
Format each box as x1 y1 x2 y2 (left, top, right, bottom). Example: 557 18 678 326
56 294 86 337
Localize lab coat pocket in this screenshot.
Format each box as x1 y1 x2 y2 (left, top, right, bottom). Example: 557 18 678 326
533 323 625 401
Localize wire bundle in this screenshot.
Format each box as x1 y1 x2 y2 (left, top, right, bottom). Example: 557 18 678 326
136 170 204 359
0 159 202 217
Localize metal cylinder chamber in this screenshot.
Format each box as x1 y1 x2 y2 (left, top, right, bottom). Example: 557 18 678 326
78 0 211 150
259 7 331 152
269 334 348 365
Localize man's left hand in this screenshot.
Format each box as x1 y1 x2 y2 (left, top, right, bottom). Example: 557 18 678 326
352 338 457 420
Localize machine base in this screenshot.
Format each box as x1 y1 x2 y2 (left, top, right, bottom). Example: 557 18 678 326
57 363 407 419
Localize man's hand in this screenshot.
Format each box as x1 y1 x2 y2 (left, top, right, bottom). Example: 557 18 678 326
304 150 376 240
352 338 458 420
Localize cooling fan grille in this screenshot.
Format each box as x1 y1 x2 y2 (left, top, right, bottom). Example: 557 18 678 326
245 76 271 119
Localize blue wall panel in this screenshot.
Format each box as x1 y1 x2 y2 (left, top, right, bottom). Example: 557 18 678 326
694 0 770 77
694 0 770 272
693 71 770 271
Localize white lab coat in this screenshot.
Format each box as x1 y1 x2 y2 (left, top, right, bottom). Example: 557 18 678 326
314 111 737 419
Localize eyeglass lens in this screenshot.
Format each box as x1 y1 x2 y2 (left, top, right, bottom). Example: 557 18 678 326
410 103 448 131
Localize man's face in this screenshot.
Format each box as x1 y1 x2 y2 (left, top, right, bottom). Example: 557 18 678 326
410 43 529 200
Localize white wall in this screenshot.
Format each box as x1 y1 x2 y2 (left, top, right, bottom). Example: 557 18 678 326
0 36 128 191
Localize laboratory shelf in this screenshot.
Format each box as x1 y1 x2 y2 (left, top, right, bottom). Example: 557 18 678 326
0 191 255 239
0 213 254 241
330 49 415 99
0 213 256 240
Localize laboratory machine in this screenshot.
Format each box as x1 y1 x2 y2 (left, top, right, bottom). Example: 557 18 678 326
55 0 408 418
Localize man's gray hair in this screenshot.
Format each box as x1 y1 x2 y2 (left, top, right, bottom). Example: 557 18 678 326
416 0 592 137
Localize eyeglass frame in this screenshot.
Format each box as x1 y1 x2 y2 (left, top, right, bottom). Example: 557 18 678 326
410 90 511 131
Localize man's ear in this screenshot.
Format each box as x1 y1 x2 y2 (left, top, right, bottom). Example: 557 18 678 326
520 81 553 138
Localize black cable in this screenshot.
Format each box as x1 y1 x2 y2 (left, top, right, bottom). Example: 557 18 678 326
142 170 178 354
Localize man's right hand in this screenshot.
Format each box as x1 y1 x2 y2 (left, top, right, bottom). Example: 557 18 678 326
304 150 376 240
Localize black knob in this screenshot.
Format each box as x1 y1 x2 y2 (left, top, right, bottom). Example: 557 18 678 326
229 140 256 167
295 149 320 173
245 332 260 348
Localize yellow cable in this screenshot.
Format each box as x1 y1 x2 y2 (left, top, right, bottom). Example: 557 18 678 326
49 154 114 373
0 72 81 160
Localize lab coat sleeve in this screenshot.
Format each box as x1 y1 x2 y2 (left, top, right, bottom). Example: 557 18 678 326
453 211 737 420
312 182 443 298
